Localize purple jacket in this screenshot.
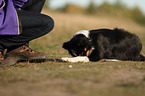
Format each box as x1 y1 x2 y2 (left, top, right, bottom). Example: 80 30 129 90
0 0 28 35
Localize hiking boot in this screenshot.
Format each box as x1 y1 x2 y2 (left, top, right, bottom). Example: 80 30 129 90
0 51 18 67
7 45 47 62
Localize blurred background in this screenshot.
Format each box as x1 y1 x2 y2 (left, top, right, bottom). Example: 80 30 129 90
45 0 145 25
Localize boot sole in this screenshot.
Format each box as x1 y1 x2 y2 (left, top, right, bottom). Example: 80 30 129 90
19 55 47 63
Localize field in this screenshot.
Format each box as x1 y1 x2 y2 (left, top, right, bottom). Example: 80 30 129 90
0 10 145 96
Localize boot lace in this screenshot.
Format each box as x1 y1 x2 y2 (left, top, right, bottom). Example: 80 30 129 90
20 45 36 53
0 52 4 60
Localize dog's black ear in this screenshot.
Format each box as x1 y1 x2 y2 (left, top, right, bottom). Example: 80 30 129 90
63 42 70 50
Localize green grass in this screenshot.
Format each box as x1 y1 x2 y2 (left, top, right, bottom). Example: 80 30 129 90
0 11 145 96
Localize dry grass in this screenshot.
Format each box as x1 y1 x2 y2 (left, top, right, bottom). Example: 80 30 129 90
0 10 145 96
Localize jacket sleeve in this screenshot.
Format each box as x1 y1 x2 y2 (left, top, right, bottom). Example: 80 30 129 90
12 0 28 9
0 0 22 35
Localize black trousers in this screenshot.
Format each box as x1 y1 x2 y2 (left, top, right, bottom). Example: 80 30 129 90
0 0 54 52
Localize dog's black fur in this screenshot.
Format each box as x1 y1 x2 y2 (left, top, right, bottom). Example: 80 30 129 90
63 28 145 61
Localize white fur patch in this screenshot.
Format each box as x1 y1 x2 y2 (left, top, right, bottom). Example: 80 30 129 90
71 30 89 40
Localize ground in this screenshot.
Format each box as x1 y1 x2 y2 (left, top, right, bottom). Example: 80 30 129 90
0 10 145 96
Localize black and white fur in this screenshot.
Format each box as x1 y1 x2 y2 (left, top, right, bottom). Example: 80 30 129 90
63 28 145 61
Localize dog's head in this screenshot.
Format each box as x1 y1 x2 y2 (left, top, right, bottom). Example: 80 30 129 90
63 33 92 57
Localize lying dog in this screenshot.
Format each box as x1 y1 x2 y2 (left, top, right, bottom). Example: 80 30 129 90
63 28 145 61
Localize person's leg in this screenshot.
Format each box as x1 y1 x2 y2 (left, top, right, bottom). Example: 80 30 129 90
0 10 54 66
22 0 46 47
22 0 46 13
0 10 54 51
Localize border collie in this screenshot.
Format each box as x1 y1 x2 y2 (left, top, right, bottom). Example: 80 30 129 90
63 28 145 61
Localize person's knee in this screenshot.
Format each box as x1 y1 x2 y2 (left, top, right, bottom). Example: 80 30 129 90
47 16 54 33
42 15 54 34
